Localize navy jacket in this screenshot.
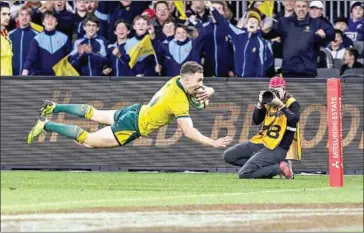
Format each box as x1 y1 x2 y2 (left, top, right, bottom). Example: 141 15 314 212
30 7 43 26
95 1 123 40
199 20 233 77
55 9 75 39
263 14 335 77
343 34 354 48
155 36 174 76
212 9 268 77
157 37 203 77
346 18 364 42
73 13 87 39
9 26 38 75
107 41 131 77
70 35 108 76
23 30 71 75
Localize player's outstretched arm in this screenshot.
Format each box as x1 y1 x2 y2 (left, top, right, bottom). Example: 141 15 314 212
177 118 231 148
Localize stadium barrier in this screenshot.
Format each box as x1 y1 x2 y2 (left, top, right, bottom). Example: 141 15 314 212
1 77 363 174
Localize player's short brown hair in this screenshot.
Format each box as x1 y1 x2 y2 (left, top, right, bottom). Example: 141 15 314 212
180 62 204 76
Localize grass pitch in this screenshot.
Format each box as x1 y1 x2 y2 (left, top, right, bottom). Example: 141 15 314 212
1 171 363 214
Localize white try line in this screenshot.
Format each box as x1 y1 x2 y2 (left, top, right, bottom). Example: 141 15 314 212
1 187 333 210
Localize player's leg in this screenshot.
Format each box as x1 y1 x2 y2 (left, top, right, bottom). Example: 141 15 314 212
238 147 292 179
39 100 116 125
27 117 89 145
80 126 119 148
90 109 116 125
223 141 264 167
27 117 119 148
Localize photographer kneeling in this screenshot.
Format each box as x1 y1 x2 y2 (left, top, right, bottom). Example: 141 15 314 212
223 77 301 179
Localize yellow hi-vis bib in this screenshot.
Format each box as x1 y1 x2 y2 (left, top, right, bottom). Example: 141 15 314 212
250 97 301 161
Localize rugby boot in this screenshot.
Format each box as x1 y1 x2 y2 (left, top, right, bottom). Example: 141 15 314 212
27 116 48 144
39 100 56 117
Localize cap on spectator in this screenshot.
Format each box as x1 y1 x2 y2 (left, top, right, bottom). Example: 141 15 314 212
334 16 348 25
269 77 286 88
350 1 364 12
247 11 262 25
309 1 324 9
142 8 155 21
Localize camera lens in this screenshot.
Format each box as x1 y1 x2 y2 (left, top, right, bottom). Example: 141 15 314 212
262 91 274 104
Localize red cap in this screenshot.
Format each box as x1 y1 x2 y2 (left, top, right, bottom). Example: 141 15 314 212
269 76 286 88
142 9 155 21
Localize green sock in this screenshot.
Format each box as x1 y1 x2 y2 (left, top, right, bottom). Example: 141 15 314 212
53 104 94 119
44 122 89 144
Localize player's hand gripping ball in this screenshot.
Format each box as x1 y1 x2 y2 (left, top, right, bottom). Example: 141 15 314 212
188 86 210 110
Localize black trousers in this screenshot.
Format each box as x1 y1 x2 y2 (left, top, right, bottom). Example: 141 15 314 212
223 141 287 179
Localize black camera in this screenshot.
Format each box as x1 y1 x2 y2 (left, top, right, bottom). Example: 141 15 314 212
261 89 280 104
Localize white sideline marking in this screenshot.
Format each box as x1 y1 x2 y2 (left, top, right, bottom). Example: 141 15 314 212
1 208 363 232
2 187 332 210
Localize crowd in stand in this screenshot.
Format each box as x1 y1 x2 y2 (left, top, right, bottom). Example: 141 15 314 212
1 0 363 78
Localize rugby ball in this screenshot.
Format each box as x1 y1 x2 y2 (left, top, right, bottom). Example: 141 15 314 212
188 87 209 110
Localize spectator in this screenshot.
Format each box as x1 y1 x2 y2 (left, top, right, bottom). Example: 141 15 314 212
340 48 364 75
54 0 74 39
165 1 189 23
207 2 269 78
309 1 334 48
8 1 24 19
272 0 295 59
156 24 203 77
156 18 176 76
186 0 210 24
24 1 44 25
108 0 150 43
104 20 131 77
309 1 324 19
167 1 176 15
86 1 97 14
197 1 234 77
346 1 364 42
22 11 71 75
9 6 38 75
275 0 294 21
155 17 175 43
262 0 335 78
7 1 23 31
73 0 88 40
70 15 108 76
166 1 180 20
150 1 171 37
334 17 354 48
123 15 157 77
185 0 210 34
309 1 332 24
1 1 13 76
326 30 345 59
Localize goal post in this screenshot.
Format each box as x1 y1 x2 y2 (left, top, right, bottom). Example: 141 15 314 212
326 78 344 187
